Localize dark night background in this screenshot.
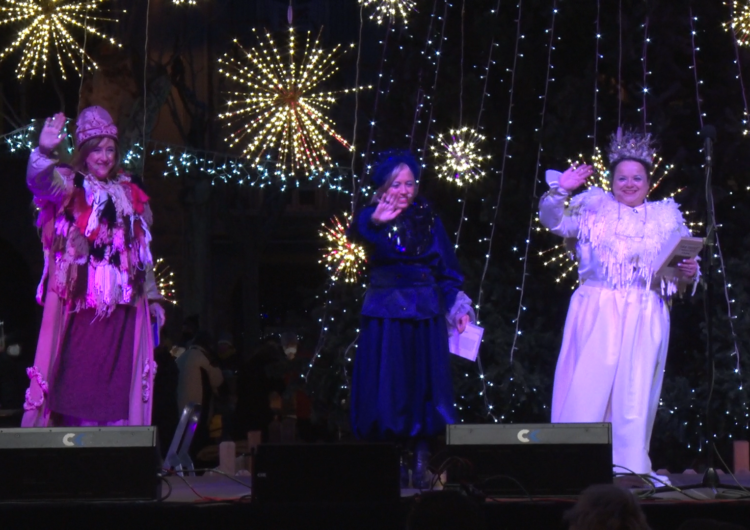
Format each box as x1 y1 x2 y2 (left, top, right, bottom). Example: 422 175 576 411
0 0 749 473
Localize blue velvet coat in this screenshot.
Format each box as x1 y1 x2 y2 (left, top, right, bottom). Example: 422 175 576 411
349 198 464 319
348 198 463 440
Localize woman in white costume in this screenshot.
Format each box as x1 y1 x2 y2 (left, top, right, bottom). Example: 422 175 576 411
539 130 699 482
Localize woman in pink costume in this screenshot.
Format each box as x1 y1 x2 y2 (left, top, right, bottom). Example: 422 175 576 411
22 106 164 427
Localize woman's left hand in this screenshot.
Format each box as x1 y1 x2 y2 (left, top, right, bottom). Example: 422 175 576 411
457 313 471 334
677 258 699 279
150 302 166 329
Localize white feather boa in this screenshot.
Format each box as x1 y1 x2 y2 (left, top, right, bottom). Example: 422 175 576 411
569 187 688 295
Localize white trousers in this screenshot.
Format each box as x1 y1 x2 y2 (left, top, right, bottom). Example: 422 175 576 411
551 283 670 475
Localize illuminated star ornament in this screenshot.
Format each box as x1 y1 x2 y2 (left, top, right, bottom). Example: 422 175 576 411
432 127 490 186
359 0 416 25
0 0 122 80
153 258 178 305
726 0 750 46
219 28 369 178
320 214 366 283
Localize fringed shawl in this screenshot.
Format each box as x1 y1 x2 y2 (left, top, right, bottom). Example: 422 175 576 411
569 187 688 296
39 170 154 318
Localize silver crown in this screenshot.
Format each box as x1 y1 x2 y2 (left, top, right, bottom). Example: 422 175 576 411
607 127 656 167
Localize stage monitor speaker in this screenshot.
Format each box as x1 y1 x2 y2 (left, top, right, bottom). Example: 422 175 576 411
442 423 612 497
252 443 400 503
0 426 162 501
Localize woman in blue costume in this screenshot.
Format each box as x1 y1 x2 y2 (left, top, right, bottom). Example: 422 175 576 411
348 152 473 485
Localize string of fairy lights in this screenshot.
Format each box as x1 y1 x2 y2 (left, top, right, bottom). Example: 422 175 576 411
474 0 523 328
509 0 559 365
452 0 501 249
468 0 526 423
590 0 602 148
418 0 449 160
358 16 394 187
640 15 651 130
407 0 440 154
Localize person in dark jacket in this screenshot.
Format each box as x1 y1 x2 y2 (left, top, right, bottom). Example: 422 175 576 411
232 338 286 442
347 152 473 485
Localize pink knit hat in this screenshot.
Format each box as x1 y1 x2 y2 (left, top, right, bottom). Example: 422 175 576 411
75 106 118 147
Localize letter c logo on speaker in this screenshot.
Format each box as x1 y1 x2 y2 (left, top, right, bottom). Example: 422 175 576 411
517 429 540 443
62 433 85 447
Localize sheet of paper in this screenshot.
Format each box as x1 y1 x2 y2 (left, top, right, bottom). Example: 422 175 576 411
653 233 703 279
449 323 484 362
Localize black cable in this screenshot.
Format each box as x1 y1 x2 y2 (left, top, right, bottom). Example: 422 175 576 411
158 474 173 502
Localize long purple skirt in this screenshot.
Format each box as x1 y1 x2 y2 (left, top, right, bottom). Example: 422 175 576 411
350 315 457 440
48 305 135 423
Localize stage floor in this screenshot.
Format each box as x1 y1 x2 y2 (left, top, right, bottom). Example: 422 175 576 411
159 470 750 503
2 472 750 530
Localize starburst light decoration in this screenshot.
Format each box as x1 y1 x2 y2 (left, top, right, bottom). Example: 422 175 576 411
725 1 750 46
359 0 416 25
431 126 490 186
320 214 366 283
153 258 177 305
0 0 122 80
219 28 370 178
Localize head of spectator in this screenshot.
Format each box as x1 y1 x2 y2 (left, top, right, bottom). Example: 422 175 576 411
406 490 486 530
564 484 650 530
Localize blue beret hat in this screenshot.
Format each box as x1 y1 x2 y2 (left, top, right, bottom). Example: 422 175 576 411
370 151 421 189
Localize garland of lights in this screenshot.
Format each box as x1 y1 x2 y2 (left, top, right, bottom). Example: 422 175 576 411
4 123 353 191
150 144 353 190
218 27 370 178
0 0 121 80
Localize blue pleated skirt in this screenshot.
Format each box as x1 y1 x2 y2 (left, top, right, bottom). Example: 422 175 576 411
350 315 457 440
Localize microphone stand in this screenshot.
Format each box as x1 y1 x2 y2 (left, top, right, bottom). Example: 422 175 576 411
699 126 720 490
675 126 746 497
